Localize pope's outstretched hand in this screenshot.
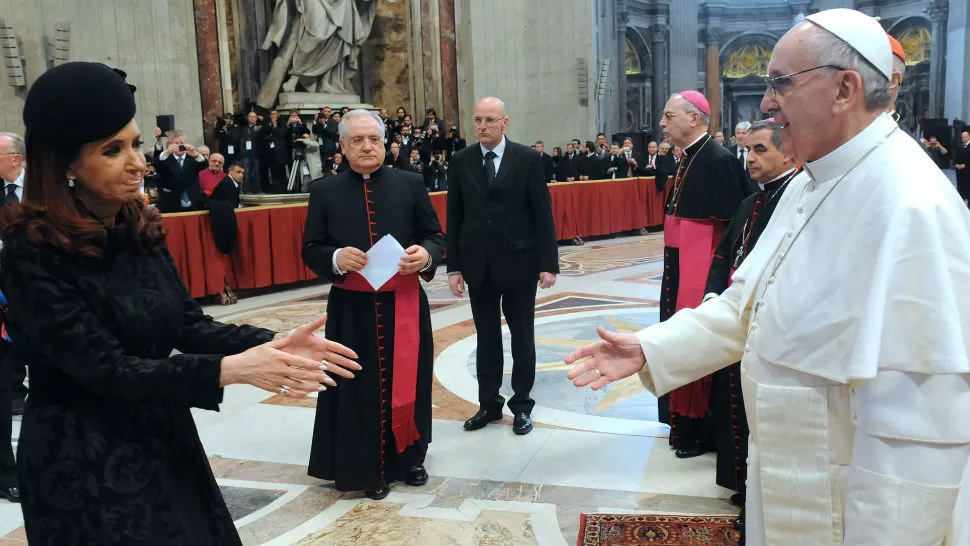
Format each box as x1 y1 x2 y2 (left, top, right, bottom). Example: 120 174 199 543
565 327 648 390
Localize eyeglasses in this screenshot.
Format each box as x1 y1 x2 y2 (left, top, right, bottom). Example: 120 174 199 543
347 136 383 147
662 111 695 121
764 65 849 96
472 116 507 127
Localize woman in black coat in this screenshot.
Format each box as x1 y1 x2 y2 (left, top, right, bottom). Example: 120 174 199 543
0 62 361 546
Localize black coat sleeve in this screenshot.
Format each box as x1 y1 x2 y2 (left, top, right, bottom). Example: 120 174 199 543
526 152 560 273
409 177 446 281
302 180 342 282
1 241 269 409
445 152 464 273
704 220 736 297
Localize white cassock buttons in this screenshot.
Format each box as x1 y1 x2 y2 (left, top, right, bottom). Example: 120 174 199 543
767 276 775 284
796 204 805 213
744 344 751 353
807 183 816 192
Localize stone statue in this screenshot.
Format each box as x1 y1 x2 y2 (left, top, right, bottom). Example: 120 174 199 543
258 0 377 107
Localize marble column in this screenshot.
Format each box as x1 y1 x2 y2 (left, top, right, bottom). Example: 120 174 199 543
669 0 699 95
927 2 948 118
420 0 443 117
193 0 224 145
439 0 459 127
617 2 629 131
944 0 969 123
365 0 411 112
651 24 669 139
706 31 721 133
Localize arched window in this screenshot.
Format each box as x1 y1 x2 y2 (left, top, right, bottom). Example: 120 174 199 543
625 39 642 75
722 44 772 79
894 26 931 67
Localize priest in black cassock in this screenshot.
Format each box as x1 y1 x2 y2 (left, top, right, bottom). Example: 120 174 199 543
702 119 799 539
656 91 752 459
302 110 445 500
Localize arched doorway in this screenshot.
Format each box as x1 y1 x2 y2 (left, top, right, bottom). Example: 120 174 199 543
720 35 776 133
624 29 652 132
889 18 932 134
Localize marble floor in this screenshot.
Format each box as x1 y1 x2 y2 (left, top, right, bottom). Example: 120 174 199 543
0 233 739 545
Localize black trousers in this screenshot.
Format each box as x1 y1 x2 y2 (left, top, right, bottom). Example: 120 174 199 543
0 341 17 488
957 177 970 206
468 275 538 415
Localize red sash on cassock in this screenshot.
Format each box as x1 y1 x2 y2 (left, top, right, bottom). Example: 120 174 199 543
334 271 421 453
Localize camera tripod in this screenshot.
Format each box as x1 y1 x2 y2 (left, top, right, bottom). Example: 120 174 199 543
286 154 310 192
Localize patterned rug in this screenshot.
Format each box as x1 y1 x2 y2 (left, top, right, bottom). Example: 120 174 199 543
578 514 740 546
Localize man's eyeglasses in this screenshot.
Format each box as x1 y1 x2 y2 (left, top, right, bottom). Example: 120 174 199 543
472 116 507 128
662 111 695 121
348 136 383 147
764 65 849 95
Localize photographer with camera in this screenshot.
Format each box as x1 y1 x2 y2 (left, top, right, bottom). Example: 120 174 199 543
923 136 950 170
153 127 207 213
215 112 239 165
444 126 467 160
262 109 291 193
236 111 268 193
422 108 446 136
426 150 448 191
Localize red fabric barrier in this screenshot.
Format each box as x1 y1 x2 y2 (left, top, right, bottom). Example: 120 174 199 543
163 178 665 298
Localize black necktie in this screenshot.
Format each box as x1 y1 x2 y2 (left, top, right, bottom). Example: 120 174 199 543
4 184 19 206
484 151 497 185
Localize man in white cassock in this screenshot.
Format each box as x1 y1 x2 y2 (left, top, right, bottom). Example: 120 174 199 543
566 9 969 546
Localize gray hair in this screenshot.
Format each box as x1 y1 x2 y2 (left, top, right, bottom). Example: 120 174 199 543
0 132 24 156
748 120 784 151
671 94 710 126
804 24 891 111
338 109 386 140
735 121 751 133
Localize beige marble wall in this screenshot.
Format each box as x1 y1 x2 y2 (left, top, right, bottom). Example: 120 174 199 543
455 0 598 147
367 0 411 114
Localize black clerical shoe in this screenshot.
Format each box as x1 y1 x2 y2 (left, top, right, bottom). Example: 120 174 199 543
463 409 503 431
730 493 745 507
674 447 708 459
10 397 24 416
405 465 428 486
365 487 390 500
734 507 745 532
512 413 533 436
0 486 20 503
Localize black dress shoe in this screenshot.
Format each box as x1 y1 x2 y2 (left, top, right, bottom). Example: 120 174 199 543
405 465 428 486
734 507 745 531
512 413 533 435
365 487 390 500
730 493 745 507
0 486 20 503
10 398 24 416
463 409 503 431
674 448 707 459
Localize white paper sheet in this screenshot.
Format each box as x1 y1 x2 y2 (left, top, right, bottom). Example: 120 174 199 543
360 234 406 290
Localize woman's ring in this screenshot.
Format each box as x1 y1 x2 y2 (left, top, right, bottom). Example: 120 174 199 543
279 385 291 396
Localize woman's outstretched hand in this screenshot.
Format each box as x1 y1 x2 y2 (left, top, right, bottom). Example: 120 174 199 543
273 313 361 379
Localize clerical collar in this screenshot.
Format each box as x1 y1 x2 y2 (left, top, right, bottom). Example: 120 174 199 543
683 132 709 156
350 165 386 182
803 113 895 183
759 167 797 190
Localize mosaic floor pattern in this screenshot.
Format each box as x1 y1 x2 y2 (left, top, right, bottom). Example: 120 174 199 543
0 234 741 545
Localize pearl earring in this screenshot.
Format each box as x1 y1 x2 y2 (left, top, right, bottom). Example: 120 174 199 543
67 176 75 188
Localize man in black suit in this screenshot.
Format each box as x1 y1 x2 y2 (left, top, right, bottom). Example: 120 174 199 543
954 130 970 205
153 129 207 213
447 97 559 436
556 142 580 181
605 143 628 179
534 141 555 183
0 132 22 502
726 121 752 174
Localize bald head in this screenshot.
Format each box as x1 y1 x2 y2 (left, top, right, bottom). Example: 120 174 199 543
0 132 24 183
473 96 509 149
208 153 225 173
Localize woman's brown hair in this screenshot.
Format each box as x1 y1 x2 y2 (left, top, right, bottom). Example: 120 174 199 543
0 133 166 258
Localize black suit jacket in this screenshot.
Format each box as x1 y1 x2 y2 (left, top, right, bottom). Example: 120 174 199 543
606 154 628 179
538 152 555 182
655 154 677 191
446 140 559 288
154 154 207 213
955 143 970 183
207 176 240 254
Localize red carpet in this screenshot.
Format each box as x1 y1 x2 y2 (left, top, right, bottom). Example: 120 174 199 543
578 513 740 545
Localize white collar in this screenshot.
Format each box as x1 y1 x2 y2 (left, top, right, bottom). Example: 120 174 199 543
683 132 708 150
5 168 24 188
757 167 797 189
480 136 507 158
803 113 895 182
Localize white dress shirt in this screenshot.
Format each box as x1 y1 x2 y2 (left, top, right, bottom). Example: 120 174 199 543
480 136 507 173
3 168 25 202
